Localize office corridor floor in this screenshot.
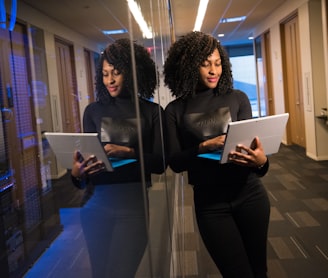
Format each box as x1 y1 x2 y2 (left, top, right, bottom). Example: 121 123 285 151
263 145 328 278
23 144 328 277
169 144 328 278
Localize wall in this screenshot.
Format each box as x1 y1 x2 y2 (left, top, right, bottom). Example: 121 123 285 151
253 0 328 160
15 1 101 130
322 0 328 123
303 0 328 159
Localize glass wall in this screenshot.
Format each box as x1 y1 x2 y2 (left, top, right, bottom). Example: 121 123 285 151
230 55 258 116
225 44 259 117
1 1 178 277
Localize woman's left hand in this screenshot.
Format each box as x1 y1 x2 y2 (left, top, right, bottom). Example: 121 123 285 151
104 143 135 158
228 136 267 168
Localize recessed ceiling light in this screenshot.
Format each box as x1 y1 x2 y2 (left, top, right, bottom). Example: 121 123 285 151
218 33 225 37
220 16 246 24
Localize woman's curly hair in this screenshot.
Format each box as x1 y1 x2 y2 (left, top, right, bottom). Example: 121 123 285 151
163 31 233 99
95 38 158 103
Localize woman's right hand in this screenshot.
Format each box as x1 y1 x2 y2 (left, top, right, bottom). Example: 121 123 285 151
199 135 226 153
71 150 105 179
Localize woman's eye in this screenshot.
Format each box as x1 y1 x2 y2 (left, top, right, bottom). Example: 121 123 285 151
113 69 121 76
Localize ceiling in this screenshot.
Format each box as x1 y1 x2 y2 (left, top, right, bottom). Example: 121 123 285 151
20 0 287 48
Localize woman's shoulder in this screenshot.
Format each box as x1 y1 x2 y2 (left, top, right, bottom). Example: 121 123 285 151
223 89 249 102
165 97 184 111
84 101 101 113
230 88 248 98
84 102 111 118
85 101 101 109
139 99 164 119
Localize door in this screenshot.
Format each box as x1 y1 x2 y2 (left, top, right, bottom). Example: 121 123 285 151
55 39 81 133
0 21 43 264
263 32 274 115
84 49 96 104
281 14 306 147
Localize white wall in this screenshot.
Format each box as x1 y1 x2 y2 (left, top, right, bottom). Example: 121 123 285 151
303 0 328 159
253 0 328 160
15 1 102 130
322 0 328 119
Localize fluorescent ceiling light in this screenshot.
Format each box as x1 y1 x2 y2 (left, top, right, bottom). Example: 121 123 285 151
220 16 246 24
102 29 128 35
193 0 209 31
127 0 152 39
218 33 225 37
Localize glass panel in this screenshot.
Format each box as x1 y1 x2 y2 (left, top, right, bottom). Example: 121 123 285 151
230 55 259 117
255 36 268 117
30 25 54 193
0 1 174 277
0 21 58 277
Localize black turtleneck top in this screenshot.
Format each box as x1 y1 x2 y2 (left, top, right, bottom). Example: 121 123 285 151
165 89 269 191
83 97 165 186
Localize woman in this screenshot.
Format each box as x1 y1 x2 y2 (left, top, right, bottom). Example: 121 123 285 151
163 31 270 278
71 38 166 277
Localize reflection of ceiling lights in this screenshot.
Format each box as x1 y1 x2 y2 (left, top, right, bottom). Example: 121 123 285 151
220 16 247 24
0 0 17 31
127 0 152 39
102 29 128 35
193 0 209 31
215 16 246 40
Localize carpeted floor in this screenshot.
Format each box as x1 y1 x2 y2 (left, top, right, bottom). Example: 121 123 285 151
264 144 328 278
24 144 328 277
174 144 328 277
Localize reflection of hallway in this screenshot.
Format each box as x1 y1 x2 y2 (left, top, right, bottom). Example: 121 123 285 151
24 145 328 277
23 173 174 278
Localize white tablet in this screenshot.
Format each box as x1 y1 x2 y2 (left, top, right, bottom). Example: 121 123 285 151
44 132 137 171
198 113 289 164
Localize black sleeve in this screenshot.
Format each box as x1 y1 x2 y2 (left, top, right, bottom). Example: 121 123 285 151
165 102 199 173
83 104 97 132
142 103 167 174
236 90 253 120
70 173 89 189
253 157 270 177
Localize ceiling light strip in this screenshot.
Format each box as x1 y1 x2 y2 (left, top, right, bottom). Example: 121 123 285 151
127 0 153 39
193 0 209 31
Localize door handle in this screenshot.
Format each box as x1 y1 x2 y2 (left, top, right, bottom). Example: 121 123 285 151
6 84 14 108
1 108 13 121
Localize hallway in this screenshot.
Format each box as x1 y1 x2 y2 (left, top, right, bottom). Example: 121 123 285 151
23 144 328 277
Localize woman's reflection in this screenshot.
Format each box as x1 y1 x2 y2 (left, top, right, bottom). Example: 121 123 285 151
70 38 166 277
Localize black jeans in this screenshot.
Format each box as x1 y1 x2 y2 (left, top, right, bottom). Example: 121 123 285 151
81 183 148 278
194 179 270 278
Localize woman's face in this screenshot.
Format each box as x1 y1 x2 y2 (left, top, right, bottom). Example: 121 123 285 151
102 60 124 97
198 48 222 90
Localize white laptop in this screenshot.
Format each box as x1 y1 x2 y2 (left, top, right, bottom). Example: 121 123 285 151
44 132 136 171
197 113 289 164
